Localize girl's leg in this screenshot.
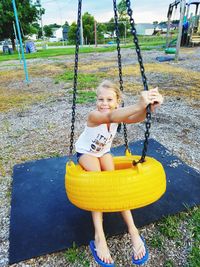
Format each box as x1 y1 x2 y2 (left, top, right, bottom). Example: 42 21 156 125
78 154 101 171
100 154 146 260
92 211 114 264
121 210 146 260
78 154 114 264
99 153 115 171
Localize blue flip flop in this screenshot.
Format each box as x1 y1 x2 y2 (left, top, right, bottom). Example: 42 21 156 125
132 236 149 265
89 240 115 267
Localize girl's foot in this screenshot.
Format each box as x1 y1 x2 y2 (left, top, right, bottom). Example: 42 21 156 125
94 237 114 264
129 230 146 260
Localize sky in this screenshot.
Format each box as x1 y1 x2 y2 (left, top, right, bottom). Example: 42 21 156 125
41 0 176 26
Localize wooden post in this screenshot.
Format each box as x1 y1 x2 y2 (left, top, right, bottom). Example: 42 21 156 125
94 21 97 47
124 21 127 45
80 15 84 46
175 0 186 61
13 21 21 63
166 10 172 48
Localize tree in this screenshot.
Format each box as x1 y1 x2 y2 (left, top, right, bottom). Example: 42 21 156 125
117 0 127 19
82 12 95 44
0 0 40 49
96 23 107 43
68 22 77 44
43 25 53 38
68 13 95 45
31 22 41 38
48 23 61 29
117 0 130 38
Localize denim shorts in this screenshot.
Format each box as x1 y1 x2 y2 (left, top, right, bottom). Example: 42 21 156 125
76 152 84 162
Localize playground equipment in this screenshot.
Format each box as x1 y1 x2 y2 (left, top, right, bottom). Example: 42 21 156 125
166 0 200 51
185 0 200 45
12 0 29 82
2 40 13 55
65 0 166 212
165 47 177 54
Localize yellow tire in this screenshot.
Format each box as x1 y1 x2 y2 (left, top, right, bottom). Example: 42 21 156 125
65 155 166 212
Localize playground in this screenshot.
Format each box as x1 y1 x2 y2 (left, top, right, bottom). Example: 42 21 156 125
0 44 200 266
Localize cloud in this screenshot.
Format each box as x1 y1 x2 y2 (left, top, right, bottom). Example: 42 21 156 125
42 0 172 25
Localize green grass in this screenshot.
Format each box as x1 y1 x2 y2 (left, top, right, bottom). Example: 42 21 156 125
56 71 99 103
185 207 200 267
56 71 103 89
164 259 175 267
151 207 200 266
157 215 181 239
56 70 105 104
64 243 79 263
0 46 118 62
64 243 90 266
149 233 165 249
0 36 166 62
74 90 96 104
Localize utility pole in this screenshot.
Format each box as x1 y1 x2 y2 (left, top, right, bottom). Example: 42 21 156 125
41 9 45 43
175 0 186 61
36 0 46 48
94 21 97 47
123 21 127 45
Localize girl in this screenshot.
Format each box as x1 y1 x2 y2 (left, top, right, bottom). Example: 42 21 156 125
75 80 163 266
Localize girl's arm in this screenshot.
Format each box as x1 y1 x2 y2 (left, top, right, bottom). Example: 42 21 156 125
88 103 144 126
123 108 146 123
123 91 163 123
88 88 163 126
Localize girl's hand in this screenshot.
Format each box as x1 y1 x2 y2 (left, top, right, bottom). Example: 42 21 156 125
149 87 164 112
139 87 163 111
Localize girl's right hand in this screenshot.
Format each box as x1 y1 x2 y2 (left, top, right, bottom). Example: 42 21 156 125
139 88 163 110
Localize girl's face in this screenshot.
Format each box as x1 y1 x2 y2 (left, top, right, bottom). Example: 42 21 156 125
96 88 119 113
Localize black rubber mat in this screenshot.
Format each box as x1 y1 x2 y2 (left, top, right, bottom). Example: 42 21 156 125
9 139 200 264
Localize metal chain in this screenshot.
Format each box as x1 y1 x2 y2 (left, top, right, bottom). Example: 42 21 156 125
125 0 152 164
113 0 130 152
69 0 151 162
69 0 82 155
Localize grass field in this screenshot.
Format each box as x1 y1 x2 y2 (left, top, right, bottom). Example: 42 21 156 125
0 36 166 62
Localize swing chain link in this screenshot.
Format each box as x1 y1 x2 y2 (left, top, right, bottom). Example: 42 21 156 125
125 0 151 164
113 0 130 152
69 0 82 156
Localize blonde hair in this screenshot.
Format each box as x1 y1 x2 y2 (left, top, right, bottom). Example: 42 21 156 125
96 80 122 103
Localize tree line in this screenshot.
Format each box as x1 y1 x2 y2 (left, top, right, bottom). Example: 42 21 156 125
0 0 130 47
0 0 170 49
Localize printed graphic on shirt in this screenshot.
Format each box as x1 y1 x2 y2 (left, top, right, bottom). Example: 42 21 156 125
90 133 113 153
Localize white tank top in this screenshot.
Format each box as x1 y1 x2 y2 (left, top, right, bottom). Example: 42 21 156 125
75 123 118 157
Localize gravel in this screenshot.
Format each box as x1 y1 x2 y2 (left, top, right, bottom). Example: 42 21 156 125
0 47 199 267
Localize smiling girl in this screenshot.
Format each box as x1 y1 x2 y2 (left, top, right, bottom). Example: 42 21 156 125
75 80 163 266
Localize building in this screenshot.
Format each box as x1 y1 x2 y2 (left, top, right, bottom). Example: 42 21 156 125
49 27 63 42
49 27 69 42
135 23 155 35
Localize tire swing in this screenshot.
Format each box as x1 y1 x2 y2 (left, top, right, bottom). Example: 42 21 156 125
65 0 166 212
